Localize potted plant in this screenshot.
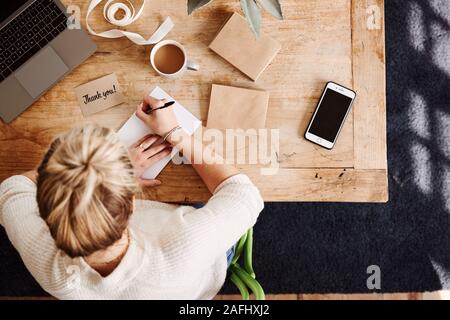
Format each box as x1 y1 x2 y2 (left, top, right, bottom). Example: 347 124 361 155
188 0 284 36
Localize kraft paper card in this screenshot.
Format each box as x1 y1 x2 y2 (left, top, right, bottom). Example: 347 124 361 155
209 12 281 81
117 86 201 179
75 73 125 116
207 84 270 129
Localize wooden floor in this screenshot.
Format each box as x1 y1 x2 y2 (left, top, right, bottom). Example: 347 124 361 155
2 291 448 300
215 291 450 300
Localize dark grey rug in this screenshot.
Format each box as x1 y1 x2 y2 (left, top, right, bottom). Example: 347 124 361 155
1 0 450 296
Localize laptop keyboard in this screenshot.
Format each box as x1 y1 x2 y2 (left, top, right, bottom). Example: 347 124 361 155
0 0 67 82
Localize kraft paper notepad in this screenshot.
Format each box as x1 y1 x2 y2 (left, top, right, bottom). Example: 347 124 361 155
207 84 270 129
209 12 281 81
118 86 201 179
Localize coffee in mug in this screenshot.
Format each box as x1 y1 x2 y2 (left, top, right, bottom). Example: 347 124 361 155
153 44 185 74
150 40 199 79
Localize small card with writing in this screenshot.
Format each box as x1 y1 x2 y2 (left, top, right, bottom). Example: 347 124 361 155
74 73 125 116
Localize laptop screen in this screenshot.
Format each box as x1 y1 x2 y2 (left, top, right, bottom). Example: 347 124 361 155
1 0 30 23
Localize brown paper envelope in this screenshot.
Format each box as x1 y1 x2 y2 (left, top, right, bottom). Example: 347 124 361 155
74 73 125 116
207 84 270 129
209 12 281 81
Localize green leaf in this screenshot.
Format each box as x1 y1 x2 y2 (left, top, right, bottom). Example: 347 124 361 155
231 264 266 300
230 271 250 300
231 231 248 265
240 0 262 37
188 0 214 15
256 0 283 20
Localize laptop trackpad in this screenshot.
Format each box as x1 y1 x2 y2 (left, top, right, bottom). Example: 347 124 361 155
15 46 69 99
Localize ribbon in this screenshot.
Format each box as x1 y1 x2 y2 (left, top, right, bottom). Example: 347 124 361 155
86 0 174 45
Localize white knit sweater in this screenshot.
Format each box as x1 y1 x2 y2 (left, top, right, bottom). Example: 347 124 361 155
0 174 264 300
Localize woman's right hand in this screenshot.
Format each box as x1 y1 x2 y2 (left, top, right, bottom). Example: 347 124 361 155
136 95 179 137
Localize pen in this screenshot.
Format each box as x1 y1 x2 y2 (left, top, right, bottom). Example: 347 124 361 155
145 101 175 114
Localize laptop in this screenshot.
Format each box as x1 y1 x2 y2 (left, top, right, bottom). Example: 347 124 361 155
0 0 97 123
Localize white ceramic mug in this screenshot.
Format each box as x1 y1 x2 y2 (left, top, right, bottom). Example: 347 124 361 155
150 40 199 79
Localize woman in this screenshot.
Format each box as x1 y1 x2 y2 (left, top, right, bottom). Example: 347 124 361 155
0 96 264 299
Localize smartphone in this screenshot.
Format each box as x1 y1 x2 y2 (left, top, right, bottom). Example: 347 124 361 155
305 82 356 150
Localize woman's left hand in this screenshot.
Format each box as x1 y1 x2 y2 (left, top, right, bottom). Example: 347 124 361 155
129 134 172 187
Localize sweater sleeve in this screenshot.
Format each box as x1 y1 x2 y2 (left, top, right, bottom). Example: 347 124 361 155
0 176 65 293
159 174 264 269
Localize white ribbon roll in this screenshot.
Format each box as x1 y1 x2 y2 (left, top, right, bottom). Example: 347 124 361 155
86 0 174 45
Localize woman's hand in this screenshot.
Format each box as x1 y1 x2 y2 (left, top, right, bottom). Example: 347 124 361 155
136 96 179 137
128 134 172 187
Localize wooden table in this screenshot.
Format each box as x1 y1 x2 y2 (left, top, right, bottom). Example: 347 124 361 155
0 0 388 203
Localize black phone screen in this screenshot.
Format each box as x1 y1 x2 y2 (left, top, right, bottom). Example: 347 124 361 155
309 89 353 142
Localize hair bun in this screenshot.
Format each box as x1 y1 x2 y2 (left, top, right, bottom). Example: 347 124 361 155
36 124 137 258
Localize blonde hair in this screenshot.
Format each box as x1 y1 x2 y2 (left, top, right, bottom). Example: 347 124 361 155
37 124 136 258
